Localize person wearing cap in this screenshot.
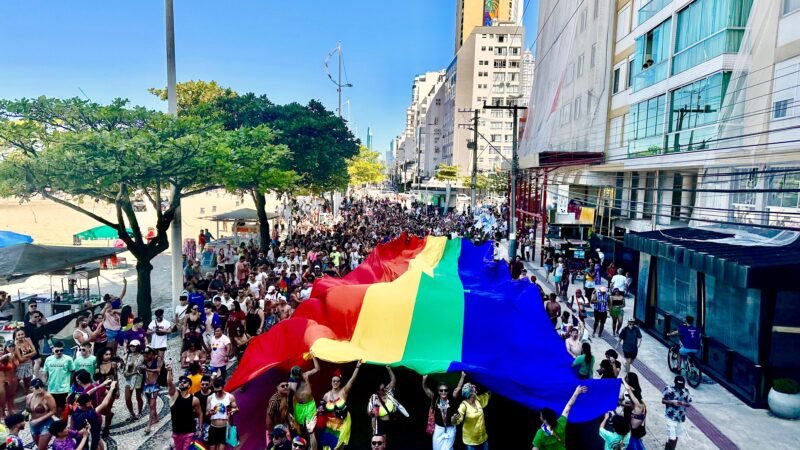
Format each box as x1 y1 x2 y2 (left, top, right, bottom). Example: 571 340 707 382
122 339 144 419
26 378 56 450
618 319 642 374
3 413 26 450
41 342 74 417
662 376 692 450
591 286 610 338
71 381 117 450
175 294 190 333
166 365 202 450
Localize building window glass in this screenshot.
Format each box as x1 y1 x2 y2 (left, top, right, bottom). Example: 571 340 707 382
656 259 698 322
577 54 584 78
774 99 792 119
612 68 621 94
590 43 597 68
767 170 800 209
786 0 800 14
580 8 588 31
727 169 757 206
705 274 760 362
631 18 672 90
668 72 730 153
574 96 582 120
493 72 506 82
629 94 666 155
594 0 600 19
616 5 631 41
627 59 634 89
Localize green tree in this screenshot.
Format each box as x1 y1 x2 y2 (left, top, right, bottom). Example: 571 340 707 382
348 145 386 186
148 80 237 116
435 164 459 211
487 172 508 196
217 125 299 251
0 97 227 323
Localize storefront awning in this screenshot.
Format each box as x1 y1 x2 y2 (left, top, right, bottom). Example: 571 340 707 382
625 228 800 289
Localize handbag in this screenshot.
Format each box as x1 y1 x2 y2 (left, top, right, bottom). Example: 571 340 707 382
225 424 239 447
425 406 435 435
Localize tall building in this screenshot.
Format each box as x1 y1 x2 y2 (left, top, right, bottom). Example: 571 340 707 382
395 71 446 183
454 0 524 54
520 49 535 106
445 24 527 174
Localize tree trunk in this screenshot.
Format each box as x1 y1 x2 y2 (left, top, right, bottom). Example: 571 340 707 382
252 189 271 253
135 258 155 325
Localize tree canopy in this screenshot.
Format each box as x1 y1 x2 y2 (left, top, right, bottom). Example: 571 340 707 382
348 145 386 186
434 164 459 182
0 96 229 322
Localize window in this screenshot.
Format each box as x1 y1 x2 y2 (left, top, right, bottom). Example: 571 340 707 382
786 0 800 14
509 61 520 68
492 97 503 106
594 0 600 19
616 5 631 41
630 94 666 141
492 84 505 93
494 60 507 68
675 0 752 53
574 96 582 120
669 72 729 131
498 35 506 43
510 73 518 82
491 110 504 119
491 122 502 130
510 47 520 56
622 113 630 147
627 59 635 89
580 8 588 31
481 46 486 51
494 47 508 56
730 169 758 205
767 170 800 208
490 134 501 142
565 63 575 85
586 90 593 114
493 72 506 82
774 99 792 119
576 54 584 78
435 98 441 106
590 43 597 68
612 68 621 94
504 134 512 142
508 85 519 94
609 116 623 148
642 172 656 218
504 122 513 130
560 104 572 125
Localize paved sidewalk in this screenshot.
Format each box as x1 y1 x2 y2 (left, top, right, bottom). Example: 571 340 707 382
506 242 800 450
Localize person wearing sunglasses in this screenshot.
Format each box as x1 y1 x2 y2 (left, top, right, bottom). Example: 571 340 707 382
370 434 387 449
26 378 56 450
422 372 466 450
41 342 74 418
166 365 203 450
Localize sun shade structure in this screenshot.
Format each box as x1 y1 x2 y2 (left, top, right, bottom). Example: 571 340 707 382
0 230 33 248
74 225 134 241
207 208 279 222
228 234 619 422
0 243 124 283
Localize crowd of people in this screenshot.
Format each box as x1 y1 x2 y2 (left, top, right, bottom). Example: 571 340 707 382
0 195 703 450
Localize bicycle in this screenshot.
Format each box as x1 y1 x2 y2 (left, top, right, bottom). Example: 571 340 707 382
667 343 702 388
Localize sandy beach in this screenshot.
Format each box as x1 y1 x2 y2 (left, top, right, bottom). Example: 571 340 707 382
0 189 280 315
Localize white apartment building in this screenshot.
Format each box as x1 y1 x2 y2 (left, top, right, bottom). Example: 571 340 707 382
443 24 527 175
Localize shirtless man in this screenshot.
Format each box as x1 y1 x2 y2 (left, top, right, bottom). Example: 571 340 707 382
288 356 320 431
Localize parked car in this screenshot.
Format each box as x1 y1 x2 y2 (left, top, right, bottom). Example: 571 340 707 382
132 199 147 211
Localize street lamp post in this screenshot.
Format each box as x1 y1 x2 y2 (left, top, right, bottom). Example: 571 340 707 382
325 42 353 118
165 0 182 311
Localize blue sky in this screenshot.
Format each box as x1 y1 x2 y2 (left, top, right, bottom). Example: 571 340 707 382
0 1 538 154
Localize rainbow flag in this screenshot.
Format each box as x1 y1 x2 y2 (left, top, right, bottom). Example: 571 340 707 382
227 235 619 421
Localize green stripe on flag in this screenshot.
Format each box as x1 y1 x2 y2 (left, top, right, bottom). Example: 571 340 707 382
398 238 464 373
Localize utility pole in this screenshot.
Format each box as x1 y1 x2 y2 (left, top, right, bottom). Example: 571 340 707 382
165 0 182 311
482 102 527 259
471 109 480 213
337 42 342 117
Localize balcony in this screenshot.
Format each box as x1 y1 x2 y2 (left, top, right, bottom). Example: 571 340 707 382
672 29 744 75
638 0 672 25
632 59 668 92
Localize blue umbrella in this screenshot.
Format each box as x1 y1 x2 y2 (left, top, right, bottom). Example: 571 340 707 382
0 230 33 248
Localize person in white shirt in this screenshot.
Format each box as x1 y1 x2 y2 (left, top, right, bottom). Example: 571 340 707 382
247 274 261 299
148 309 172 358
300 283 312 300
349 250 361 271
611 268 627 293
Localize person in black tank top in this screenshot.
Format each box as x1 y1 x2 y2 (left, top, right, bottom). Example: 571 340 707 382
167 366 202 450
